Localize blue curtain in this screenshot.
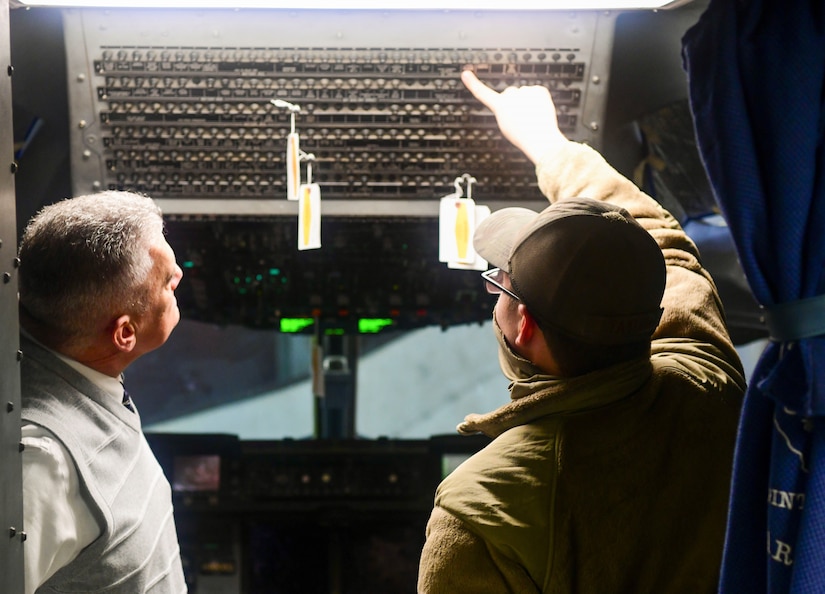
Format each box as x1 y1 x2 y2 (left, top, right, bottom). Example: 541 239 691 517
682 0 825 592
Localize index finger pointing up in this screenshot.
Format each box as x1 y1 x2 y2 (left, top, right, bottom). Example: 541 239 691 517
461 69 500 112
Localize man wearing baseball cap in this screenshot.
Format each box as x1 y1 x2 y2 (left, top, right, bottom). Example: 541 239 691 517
417 71 745 593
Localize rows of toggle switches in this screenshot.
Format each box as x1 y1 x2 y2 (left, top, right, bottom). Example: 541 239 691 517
90 46 587 202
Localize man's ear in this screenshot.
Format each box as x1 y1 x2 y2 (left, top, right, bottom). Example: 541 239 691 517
111 314 137 353
514 304 562 376
513 304 539 348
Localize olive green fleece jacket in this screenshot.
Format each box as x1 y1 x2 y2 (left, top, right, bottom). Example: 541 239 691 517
417 142 746 594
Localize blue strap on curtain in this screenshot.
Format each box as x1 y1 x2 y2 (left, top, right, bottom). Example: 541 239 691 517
765 295 825 341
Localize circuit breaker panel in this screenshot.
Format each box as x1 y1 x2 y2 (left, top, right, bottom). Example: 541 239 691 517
63 8 617 215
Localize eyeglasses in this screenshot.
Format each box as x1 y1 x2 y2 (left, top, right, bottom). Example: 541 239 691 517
481 267 521 302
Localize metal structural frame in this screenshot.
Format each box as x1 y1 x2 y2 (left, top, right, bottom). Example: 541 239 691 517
0 0 24 591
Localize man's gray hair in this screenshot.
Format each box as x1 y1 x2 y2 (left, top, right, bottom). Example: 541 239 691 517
18 191 165 347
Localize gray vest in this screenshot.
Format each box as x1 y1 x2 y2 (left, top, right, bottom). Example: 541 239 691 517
20 336 187 593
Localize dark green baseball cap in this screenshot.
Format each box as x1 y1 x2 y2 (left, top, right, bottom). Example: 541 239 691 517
473 197 666 345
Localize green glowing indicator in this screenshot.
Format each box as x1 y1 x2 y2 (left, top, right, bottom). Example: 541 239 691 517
325 328 345 336
359 318 394 333
280 318 314 333
269 268 281 276
182 261 195 269
256 274 263 281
